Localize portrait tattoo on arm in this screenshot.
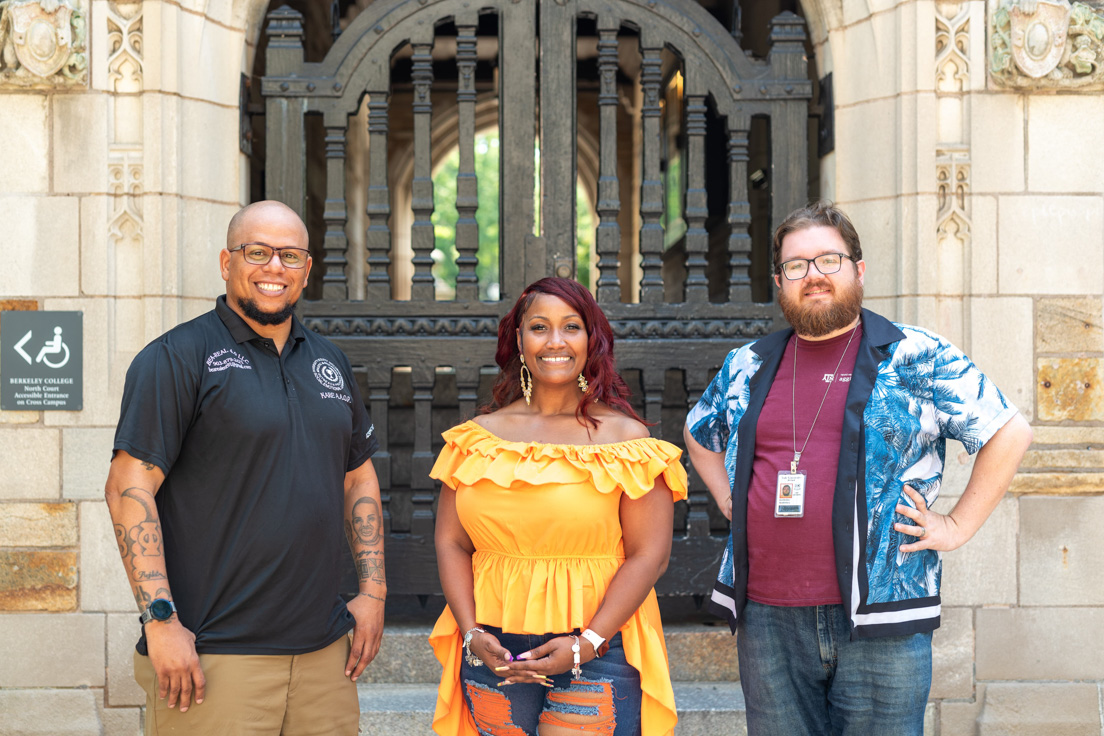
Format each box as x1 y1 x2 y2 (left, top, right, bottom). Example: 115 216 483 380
351 497 382 547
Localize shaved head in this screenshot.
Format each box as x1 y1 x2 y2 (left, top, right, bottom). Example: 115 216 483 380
226 200 308 250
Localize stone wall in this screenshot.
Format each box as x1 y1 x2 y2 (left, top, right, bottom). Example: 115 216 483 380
0 1 262 731
1 0 1103 733
815 0 1104 732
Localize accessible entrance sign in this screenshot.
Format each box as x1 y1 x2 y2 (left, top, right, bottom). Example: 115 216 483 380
1 311 83 410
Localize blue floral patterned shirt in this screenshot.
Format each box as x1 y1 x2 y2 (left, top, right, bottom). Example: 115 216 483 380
686 309 1018 638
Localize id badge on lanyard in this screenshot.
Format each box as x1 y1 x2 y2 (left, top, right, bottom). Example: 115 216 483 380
775 470 806 517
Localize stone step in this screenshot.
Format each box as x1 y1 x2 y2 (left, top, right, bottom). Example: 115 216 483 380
359 623 739 685
357 682 745 735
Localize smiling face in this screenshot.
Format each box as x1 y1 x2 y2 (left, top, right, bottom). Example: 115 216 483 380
516 293 589 390
775 225 865 340
220 201 312 333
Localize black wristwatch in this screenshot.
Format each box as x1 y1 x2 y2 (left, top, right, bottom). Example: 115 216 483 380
139 598 176 625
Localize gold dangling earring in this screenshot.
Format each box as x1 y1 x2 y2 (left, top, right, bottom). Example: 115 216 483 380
520 359 533 406
577 373 588 393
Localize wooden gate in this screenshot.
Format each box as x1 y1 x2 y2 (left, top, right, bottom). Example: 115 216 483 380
260 0 810 602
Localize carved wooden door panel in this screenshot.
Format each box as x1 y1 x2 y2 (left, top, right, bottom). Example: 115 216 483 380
260 0 811 601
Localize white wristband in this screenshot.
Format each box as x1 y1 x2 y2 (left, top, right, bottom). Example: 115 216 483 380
580 628 606 654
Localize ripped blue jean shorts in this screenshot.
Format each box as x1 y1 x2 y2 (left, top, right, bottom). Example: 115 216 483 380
459 626 642 736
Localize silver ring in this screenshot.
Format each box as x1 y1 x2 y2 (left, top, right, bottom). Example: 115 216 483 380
918 526 927 538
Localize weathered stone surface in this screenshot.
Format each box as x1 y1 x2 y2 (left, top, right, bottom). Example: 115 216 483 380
53 95 109 194
0 613 105 686
970 297 1034 420
940 683 985 736
969 196 998 295
970 95 1025 193
0 549 77 611
0 430 60 499
665 624 740 682
931 607 973 700
0 688 101 735
0 410 39 425
834 98 902 204
923 702 936 736
356 625 439 685
0 502 78 546
97 702 142 736
1020 497 1104 606
1036 297 1104 355
1010 471 1104 494
0 299 36 311
106 613 144 706
63 428 115 500
976 682 1101 735
1032 425 1104 445
2 196 81 298
80 501 137 613
998 196 1104 295
940 497 1017 606
0 96 48 193
1027 96 1104 193
1020 448 1104 470
1036 357 1104 422
976 607 1104 680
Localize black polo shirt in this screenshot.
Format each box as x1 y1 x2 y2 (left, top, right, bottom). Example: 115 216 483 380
114 295 377 655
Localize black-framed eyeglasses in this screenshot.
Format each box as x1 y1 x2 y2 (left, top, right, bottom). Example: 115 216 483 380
778 252 854 281
228 242 310 269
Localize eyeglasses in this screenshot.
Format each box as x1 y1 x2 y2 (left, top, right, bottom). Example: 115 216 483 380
778 252 854 281
228 242 310 269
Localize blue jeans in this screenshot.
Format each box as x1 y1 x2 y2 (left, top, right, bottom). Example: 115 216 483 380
460 626 642 736
737 600 931 736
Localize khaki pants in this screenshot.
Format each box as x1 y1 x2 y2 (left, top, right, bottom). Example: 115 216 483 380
134 635 359 735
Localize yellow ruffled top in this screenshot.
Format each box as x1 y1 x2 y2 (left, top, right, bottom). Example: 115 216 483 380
428 420 688 736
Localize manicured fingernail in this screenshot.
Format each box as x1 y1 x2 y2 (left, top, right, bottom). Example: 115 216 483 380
535 675 549 680
498 681 512 686
495 666 509 671
541 682 553 688
505 653 513 662
517 652 531 660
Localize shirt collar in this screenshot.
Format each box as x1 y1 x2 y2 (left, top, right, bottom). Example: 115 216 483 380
215 294 306 346
751 307 904 360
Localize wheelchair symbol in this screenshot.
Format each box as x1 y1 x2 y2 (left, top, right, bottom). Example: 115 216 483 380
14 326 70 369
36 327 70 368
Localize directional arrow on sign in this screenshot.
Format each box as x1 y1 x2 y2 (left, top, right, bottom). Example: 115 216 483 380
14 330 33 365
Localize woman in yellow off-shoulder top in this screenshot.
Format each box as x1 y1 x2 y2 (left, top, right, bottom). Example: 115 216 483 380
429 278 687 736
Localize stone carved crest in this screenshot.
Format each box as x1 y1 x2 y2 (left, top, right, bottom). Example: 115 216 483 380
991 0 1104 88
1010 0 1071 77
0 0 86 86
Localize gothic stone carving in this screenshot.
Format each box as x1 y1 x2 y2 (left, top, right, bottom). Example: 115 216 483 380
991 0 1104 89
0 0 86 86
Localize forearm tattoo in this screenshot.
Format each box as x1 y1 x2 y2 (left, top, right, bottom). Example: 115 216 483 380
348 494 385 587
116 487 167 607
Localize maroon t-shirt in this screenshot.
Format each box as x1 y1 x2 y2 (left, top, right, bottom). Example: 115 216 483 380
746 325 862 606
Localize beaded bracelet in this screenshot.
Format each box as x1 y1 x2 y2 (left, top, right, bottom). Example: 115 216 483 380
569 634 582 678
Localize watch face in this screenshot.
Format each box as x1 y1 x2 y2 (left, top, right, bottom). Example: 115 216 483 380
149 599 174 621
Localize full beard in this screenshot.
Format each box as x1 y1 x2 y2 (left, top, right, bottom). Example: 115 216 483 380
237 296 298 326
779 278 863 338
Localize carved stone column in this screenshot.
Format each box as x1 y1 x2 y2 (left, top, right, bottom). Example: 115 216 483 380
935 2 973 348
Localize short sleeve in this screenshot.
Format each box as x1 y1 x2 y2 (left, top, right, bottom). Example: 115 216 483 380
931 338 1018 454
686 350 738 453
113 340 199 475
340 354 378 472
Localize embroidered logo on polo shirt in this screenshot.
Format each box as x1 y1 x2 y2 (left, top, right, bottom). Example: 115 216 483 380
312 358 345 391
206 348 252 372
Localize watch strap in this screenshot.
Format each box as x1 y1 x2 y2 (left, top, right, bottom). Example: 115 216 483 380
581 628 609 658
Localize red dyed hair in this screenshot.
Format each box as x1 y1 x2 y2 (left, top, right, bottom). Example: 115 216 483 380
486 277 644 428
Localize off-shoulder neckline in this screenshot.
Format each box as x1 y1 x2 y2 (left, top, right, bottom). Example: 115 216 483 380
459 419 660 450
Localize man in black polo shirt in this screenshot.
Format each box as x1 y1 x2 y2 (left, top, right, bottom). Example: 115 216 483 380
105 200 385 735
